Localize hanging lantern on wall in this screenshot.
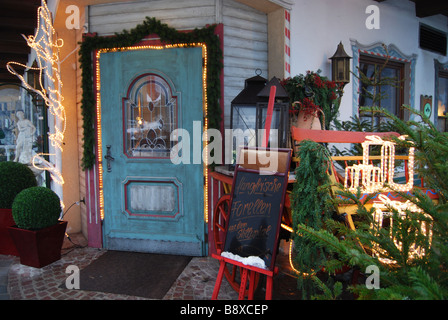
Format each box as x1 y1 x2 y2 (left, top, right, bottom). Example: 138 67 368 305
330 41 352 86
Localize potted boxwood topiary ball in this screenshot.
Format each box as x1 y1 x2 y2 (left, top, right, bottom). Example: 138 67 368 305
8 187 67 268
0 161 38 209
0 161 37 256
12 186 61 230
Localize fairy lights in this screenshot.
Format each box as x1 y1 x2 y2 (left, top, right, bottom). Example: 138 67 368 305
6 1 66 193
344 135 415 193
31 154 64 185
95 43 209 221
288 240 315 277
95 49 104 220
372 194 433 264
342 135 428 264
7 1 66 153
202 44 209 223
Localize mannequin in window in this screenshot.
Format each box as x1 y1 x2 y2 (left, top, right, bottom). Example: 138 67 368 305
14 110 36 164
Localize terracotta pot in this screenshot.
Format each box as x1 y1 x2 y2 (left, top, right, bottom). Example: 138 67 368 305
294 110 322 130
0 208 18 256
8 221 67 268
291 110 323 157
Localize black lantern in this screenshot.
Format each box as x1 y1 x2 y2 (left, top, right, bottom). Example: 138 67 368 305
330 41 352 86
230 74 289 153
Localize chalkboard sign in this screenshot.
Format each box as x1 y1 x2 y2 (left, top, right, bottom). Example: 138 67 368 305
223 148 290 271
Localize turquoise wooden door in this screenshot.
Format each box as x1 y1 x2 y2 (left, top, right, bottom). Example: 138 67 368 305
99 46 206 256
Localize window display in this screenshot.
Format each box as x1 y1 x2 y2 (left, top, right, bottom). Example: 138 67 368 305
0 84 48 186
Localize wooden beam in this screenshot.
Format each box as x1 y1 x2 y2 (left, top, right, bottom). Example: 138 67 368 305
291 127 400 144
414 0 448 17
0 0 39 84
0 42 31 55
0 31 29 43
0 0 41 14
0 16 37 30
0 59 28 71
0 73 22 83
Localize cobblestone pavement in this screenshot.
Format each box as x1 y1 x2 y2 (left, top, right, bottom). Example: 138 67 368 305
0 233 242 300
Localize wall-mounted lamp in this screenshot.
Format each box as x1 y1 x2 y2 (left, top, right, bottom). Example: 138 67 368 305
330 41 352 87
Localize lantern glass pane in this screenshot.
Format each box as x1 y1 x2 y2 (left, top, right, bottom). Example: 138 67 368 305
231 105 257 151
337 61 345 81
259 106 281 147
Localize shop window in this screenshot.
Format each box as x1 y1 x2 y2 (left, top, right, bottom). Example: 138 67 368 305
437 71 448 132
358 54 405 125
0 83 48 186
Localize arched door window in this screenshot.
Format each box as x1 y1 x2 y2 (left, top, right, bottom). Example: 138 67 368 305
123 73 178 158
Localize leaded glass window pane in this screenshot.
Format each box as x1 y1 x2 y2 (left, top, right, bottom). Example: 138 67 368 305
124 74 177 158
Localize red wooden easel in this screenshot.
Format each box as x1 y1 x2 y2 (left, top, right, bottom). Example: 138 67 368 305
211 253 278 300
211 146 291 300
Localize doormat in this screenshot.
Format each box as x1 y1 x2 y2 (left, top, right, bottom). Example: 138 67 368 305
64 250 192 299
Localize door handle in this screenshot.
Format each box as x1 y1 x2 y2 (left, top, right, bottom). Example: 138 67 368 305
104 145 115 172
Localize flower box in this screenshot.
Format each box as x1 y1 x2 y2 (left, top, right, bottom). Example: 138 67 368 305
8 221 67 268
0 209 18 256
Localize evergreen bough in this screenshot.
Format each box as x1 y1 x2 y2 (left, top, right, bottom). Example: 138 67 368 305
12 187 62 230
290 139 337 298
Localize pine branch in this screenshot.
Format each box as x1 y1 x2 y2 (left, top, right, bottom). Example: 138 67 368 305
408 267 446 300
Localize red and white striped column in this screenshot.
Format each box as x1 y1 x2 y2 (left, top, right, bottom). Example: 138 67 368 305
284 9 291 77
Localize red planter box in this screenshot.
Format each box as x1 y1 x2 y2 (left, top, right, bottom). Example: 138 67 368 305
8 221 67 268
0 208 18 256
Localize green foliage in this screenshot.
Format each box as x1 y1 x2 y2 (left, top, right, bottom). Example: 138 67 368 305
79 17 223 169
310 274 343 300
12 187 62 230
282 70 342 129
290 140 337 297
293 107 448 299
0 161 37 209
